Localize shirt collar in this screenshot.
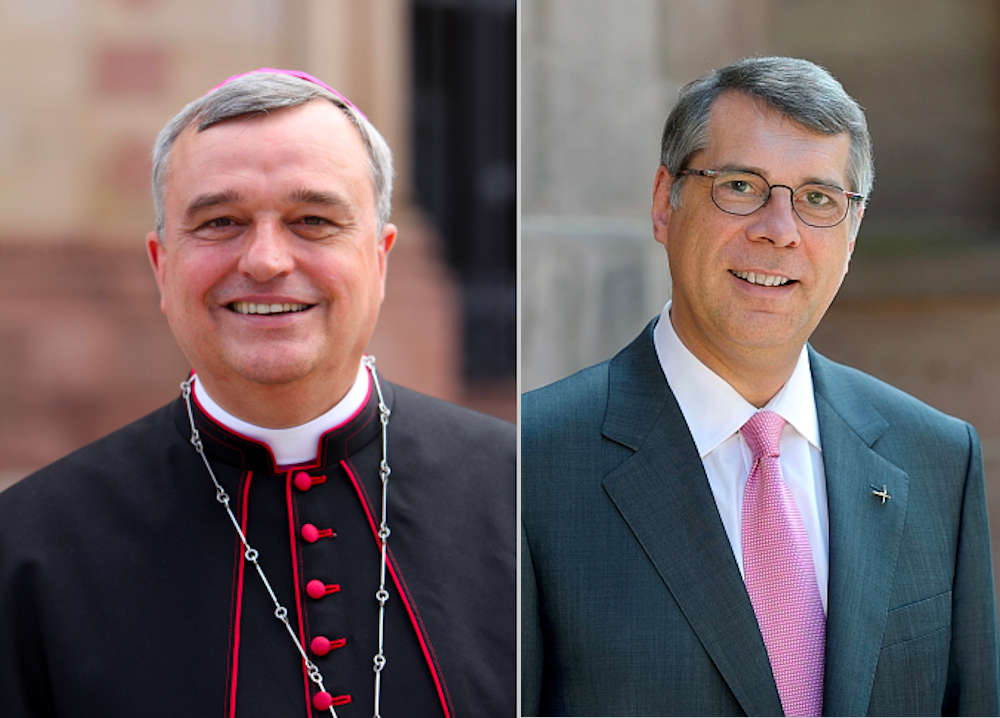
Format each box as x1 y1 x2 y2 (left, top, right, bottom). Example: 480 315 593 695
652 301 821 457
191 359 371 466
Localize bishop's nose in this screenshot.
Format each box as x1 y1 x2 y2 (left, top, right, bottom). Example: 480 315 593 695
237 221 295 281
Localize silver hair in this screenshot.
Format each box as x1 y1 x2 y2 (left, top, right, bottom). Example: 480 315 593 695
151 72 393 235
660 56 874 210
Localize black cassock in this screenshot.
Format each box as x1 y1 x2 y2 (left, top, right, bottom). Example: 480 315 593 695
0 380 514 717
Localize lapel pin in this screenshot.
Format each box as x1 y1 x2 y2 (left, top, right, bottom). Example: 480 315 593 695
870 484 891 505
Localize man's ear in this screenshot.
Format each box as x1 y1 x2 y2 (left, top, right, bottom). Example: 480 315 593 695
835 202 863 277
145 231 168 313
651 165 675 248
846 203 865 265
851 202 865 240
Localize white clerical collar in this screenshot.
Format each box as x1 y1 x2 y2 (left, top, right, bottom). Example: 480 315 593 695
191 360 371 467
652 301 821 458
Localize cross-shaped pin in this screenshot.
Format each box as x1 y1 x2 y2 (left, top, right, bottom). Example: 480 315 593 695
871 485 891 505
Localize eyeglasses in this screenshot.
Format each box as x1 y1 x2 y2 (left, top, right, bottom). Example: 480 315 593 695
676 168 866 228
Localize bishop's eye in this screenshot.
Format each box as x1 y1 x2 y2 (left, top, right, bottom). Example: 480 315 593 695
192 216 242 240
723 179 753 194
291 215 341 240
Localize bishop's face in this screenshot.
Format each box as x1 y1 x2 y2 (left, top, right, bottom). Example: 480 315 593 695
147 100 395 418
652 91 861 373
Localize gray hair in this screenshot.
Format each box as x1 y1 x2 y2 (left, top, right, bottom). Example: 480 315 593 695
660 56 873 208
151 72 393 235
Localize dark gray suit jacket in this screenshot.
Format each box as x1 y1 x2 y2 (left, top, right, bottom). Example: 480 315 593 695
521 323 999 716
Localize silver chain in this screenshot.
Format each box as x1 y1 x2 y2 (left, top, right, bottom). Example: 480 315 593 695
365 355 391 718
180 356 392 718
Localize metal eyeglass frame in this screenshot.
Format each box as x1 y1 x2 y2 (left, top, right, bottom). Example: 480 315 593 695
676 168 866 228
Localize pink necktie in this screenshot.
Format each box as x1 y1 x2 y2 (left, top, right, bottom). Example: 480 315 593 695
741 411 825 717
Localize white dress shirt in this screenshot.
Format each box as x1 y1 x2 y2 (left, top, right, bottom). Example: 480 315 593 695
652 302 830 610
191 359 371 467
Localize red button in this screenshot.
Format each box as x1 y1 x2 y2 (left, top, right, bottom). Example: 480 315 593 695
301 523 319 543
311 692 352 710
300 524 335 543
310 635 347 656
311 635 332 655
306 579 340 600
313 691 333 711
294 472 313 492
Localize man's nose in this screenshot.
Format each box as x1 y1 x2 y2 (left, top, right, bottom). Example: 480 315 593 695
747 186 801 248
238 220 295 281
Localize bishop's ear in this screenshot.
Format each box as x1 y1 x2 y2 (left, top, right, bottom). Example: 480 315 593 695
375 223 398 302
145 231 168 312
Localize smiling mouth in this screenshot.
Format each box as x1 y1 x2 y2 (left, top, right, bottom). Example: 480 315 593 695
228 301 313 315
730 270 794 287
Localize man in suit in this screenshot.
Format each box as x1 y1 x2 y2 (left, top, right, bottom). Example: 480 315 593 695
521 56 999 716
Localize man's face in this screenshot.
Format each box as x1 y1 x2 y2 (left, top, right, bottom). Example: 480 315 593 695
652 91 861 370
147 100 395 409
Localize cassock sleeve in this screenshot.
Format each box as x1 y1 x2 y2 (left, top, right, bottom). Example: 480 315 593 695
0 491 49 716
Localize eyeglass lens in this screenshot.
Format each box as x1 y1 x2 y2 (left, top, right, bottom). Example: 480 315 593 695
710 171 849 227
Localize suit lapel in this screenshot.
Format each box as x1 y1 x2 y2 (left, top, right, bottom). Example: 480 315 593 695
601 325 783 716
811 349 910 717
